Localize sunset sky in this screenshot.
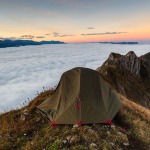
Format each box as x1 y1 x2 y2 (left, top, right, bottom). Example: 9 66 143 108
0 0 150 43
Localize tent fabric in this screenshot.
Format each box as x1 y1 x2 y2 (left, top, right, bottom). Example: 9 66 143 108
37 67 122 124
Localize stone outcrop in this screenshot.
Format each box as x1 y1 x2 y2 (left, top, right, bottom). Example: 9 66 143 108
97 51 150 108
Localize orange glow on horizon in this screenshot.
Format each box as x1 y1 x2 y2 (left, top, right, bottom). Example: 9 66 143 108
62 33 150 43
1 30 150 43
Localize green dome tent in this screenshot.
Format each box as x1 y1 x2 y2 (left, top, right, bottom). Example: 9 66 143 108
37 67 122 125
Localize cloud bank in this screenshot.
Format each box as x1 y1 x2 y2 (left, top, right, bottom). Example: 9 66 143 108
0 43 150 112
36 36 45 38
53 32 75 37
87 27 94 29
20 35 35 39
81 32 128 36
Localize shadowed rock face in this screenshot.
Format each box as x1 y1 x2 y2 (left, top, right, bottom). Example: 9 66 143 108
140 52 150 68
97 51 150 109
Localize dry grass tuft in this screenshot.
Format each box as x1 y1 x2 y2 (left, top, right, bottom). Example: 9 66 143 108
120 95 150 121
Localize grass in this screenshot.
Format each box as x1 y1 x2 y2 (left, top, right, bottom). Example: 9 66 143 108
0 90 150 150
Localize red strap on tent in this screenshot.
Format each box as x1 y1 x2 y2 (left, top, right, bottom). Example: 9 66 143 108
51 120 56 126
77 121 83 126
105 120 112 125
77 98 80 110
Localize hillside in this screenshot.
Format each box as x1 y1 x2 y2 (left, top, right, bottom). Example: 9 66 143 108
97 51 150 109
0 40 65 48
0 89 150 150
0 51 150 150
99 42 138 45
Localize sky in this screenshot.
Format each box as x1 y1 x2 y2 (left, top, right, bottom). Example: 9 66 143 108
0 0 150 43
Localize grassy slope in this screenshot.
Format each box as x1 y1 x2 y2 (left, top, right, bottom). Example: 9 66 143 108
0 90 150 150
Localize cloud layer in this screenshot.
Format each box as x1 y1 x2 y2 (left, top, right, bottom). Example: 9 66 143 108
53 32 75 37
20 35 35 39
87 27 94 29
0 31 128 41
81 32 127 36
36 36 45 38
0 43 150 112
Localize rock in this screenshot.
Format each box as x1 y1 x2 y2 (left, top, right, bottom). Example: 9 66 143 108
123 142 129 146
108 51 141 75
122 51 141 76
20 115 26 121
88 128 94 134
0 135 2 139
62 140 67 144
90 143 97 148
97 51 150 108
111 125 116 129
70 135 78 143
73 124 79 128
108 53 121 61
24 112 29 116
109 142 115 146
117 132 123 136
66 136 71 141
107 131 110 135
23 109 29 116
70 137 74 143
20 109 29 121
24 133 26 136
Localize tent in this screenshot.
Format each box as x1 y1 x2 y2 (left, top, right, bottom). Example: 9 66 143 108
37 67 122 125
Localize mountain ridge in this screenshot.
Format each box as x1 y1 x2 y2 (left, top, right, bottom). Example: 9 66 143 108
97 51 150 108
0 40 65 48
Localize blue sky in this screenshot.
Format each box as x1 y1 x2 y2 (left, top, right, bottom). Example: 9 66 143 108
0 0 150 42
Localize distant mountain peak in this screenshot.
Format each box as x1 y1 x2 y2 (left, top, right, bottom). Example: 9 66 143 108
0 40 65 48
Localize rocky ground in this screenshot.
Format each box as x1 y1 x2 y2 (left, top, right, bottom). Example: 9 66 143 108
0 90 149 150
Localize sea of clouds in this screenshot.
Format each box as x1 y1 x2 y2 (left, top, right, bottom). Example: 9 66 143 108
0 43 150 112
